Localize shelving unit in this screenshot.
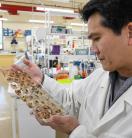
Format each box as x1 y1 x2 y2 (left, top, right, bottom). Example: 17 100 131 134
31 10 98 78
3 29 31 53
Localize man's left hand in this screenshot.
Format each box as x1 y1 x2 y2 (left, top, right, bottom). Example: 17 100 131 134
34 113 79 135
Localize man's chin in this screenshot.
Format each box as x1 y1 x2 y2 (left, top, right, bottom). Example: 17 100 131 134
102 66 115 72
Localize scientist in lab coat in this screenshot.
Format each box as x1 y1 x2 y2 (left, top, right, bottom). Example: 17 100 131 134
11 0 132 137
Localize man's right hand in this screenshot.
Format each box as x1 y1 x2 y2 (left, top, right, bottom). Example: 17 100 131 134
11 59 43 84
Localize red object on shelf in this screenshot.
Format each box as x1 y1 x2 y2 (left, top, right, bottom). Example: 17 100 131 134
63 16 75 19
56 73 69 80
72 41 75 48
81 70 87 78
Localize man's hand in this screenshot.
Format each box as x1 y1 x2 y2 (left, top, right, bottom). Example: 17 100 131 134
34 112 79 135
11 59 43 84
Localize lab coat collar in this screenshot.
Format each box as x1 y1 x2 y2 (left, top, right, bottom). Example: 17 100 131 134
93 82 132 134
97 72 110 120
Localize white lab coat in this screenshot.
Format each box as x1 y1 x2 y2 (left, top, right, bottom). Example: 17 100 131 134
43 68 132 138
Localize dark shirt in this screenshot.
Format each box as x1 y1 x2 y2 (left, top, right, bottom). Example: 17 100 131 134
109 72 131 108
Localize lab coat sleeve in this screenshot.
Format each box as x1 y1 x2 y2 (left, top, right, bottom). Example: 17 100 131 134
42 74 89 116
42 68 104 116
69 125 97 138
42 68 105 137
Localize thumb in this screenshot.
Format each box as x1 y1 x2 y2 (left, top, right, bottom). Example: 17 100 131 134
23 59 32 67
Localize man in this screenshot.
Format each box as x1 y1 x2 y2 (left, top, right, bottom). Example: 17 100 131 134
12 0 132 137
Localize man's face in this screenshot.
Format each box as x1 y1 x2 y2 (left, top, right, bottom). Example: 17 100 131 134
88 12 129 72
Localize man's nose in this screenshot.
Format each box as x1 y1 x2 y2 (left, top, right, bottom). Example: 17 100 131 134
91 45 100 55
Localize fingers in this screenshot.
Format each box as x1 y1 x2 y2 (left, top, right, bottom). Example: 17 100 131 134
49 115 65 125
11 59 32 72
23 59 32 67
47 121 60 130
11 64 23 72
33 109 62 126
11 59 33 72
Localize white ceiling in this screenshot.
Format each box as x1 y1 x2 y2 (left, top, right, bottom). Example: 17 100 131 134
1 0 88 9
0 0 88 26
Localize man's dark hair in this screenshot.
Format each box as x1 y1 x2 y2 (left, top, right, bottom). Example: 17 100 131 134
80 0 132 34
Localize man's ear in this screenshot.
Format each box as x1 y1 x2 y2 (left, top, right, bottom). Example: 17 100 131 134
128 22 132 46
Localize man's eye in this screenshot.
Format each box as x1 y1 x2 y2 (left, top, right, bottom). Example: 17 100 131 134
93 37 100 41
